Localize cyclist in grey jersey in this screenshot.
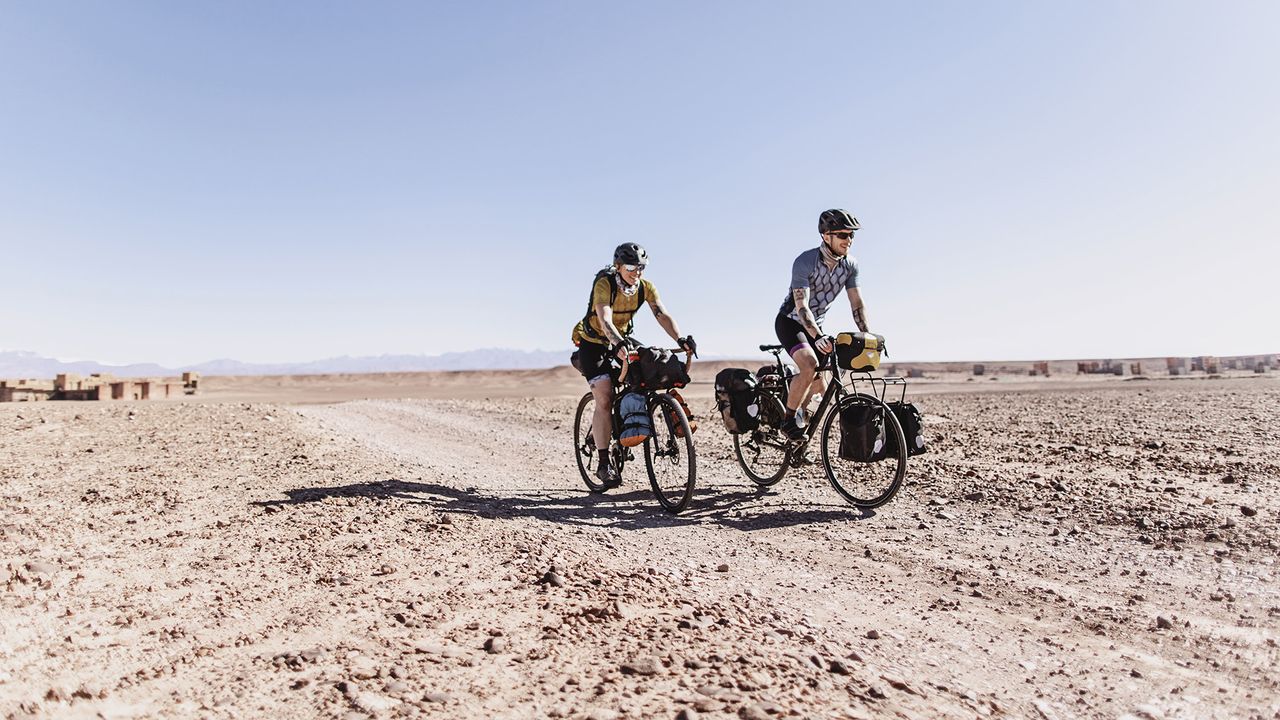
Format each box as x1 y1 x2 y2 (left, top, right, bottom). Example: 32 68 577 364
774 209 873 440
777 247 859 325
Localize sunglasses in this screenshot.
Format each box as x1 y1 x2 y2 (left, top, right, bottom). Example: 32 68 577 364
827 231 855 240
622 263 646 272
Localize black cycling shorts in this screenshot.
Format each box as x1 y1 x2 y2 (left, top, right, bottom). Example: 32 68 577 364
774 314 829 362
571 341 619 385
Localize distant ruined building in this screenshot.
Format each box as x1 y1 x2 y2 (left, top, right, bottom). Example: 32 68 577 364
0 372 199 402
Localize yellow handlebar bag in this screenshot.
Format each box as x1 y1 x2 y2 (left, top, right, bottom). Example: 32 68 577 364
835 332 885 372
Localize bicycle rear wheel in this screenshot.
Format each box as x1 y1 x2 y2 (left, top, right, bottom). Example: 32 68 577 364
819 393 907 508
573 392 607 492
732 391 790 487
644 393 696 514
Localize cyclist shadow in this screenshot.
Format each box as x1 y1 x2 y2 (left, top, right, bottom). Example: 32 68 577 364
681 484 877 529
254 477 873 530
255 478 696 530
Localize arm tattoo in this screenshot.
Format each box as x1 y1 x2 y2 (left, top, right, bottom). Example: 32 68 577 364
598 306 626 346
792 288 821 337
852 304 869 333
651 301 667 319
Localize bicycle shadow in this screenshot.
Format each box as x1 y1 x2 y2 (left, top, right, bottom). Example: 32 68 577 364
253 476 873 531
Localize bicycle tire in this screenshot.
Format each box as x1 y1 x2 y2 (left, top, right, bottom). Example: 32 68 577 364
732 391 790 487
573 392 607 493
819 393 907 508
643 393 696 514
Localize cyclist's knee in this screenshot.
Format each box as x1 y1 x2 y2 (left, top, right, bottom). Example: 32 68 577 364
792 349 818 372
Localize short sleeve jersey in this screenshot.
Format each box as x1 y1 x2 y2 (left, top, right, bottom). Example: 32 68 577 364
572 274 660 346
778 248 858 325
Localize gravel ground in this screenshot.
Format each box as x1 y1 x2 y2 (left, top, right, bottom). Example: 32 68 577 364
2 376 1277 719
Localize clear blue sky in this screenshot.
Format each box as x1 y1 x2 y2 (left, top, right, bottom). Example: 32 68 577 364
2 1 1277 365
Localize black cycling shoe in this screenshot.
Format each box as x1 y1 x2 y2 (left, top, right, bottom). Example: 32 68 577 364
780 416 805 441
596 459 621 489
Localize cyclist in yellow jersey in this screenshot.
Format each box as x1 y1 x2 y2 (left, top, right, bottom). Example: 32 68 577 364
571 243 697 486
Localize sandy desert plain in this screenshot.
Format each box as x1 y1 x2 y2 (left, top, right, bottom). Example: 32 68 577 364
1 362 1277 720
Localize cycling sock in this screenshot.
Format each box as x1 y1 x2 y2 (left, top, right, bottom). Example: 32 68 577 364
785 409 796 421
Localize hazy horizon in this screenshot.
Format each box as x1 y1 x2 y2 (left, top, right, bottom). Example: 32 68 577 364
3 2 1278 366
2 345 1275 377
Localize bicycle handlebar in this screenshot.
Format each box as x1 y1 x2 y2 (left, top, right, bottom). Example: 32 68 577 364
617 347 695 386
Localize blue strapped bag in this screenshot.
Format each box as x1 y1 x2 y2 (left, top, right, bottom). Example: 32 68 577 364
618 392 652 448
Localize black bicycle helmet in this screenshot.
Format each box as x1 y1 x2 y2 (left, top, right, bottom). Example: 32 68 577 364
613 243 648 265
818 209 860 234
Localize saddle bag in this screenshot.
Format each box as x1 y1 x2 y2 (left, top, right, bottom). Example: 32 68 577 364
714 368 760 434
885 401 927 456
618 392 652 448
634 346 690 390
837 402 887 462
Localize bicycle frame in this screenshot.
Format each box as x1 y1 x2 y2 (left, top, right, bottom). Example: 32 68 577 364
759 349 904 443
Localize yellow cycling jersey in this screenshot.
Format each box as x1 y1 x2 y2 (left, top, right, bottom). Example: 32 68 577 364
572 272 660 346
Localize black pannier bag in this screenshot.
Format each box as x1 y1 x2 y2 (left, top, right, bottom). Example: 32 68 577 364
756 364 798 383
838 402 887 462
714 368 759 434
756 364 797 403
634 346 690 390
885 401 926 456
755 364 797 379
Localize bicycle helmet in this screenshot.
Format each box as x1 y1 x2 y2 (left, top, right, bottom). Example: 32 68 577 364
613 243 648 266
818 209 860 234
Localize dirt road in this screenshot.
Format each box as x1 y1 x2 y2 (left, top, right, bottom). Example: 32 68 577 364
2 377 1277 718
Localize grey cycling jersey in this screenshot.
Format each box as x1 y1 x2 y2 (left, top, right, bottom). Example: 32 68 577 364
778 247 859 325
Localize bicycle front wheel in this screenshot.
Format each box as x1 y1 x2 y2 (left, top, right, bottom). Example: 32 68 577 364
644 393 696 514
732 391 790 487
573 392 606 493
819 393 907 509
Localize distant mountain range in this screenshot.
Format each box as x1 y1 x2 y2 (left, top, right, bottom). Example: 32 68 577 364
0 349 574 378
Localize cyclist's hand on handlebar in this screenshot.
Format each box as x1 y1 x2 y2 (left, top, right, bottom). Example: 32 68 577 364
611 342 629 363
679 335 698 358
815 335 835 354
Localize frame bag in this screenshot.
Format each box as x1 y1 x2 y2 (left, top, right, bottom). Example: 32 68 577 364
618 392 652 448
838 402 887 462
714 368 759 434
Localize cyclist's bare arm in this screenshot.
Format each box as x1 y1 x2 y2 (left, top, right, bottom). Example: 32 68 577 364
595 304 628 356
650 300 684 345
792 288 822 338
846 287 870 333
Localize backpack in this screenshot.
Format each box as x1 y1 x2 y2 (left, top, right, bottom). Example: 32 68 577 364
665 389 697 438
617 392 652 448
885 401 926 456
579 268 646 343
633 346 690 390
714 368 760 434
837 402 887 462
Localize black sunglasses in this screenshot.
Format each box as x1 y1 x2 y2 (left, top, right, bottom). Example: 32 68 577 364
827 231 855 239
